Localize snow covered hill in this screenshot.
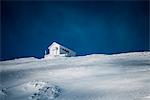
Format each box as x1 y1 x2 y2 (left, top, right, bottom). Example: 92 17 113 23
0 52 150 100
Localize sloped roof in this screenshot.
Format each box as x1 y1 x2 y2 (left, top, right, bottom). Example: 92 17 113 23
48 42 59 49
48 42 76 53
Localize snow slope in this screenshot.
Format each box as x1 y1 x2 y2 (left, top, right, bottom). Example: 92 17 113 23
0 52 150 100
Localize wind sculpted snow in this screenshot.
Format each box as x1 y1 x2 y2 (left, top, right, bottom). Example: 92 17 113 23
0 52 150 100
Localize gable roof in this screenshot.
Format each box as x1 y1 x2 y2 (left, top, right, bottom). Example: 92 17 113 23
48 42 76 53
48 42 60 49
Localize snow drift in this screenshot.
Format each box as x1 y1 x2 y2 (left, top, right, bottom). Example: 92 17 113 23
0 52 150 100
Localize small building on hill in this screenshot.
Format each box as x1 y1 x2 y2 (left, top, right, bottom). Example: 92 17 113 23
44 42 76 59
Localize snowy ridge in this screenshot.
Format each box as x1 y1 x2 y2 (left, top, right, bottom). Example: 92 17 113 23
0 51 150 100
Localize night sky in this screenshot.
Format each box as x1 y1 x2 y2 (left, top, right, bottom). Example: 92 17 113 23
1 1 149 61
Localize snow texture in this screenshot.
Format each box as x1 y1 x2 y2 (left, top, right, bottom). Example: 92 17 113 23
0 51 150 100
28 81 61 100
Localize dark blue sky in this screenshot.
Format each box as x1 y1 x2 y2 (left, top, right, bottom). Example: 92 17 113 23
1 1 149 61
